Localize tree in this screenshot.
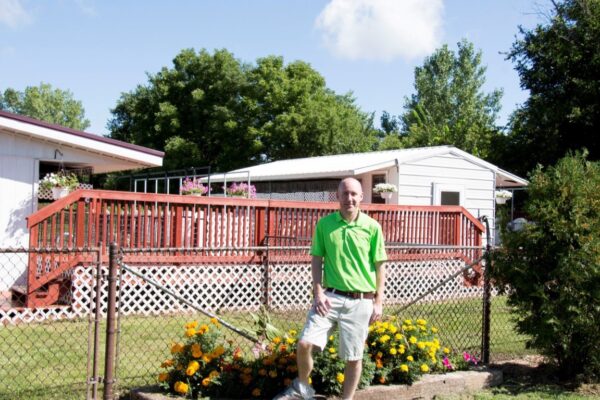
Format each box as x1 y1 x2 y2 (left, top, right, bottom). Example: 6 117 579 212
0 83 90 130
501 0 600 177
109 49 376 172
491 152 600 379
400 40 503 158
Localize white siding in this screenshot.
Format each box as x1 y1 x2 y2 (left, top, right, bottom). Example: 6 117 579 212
396 154 496 243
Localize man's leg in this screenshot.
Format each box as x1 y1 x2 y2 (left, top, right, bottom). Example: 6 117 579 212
341 359 362 400
296 339 314 386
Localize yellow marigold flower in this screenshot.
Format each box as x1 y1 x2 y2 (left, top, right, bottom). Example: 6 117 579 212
433 338 440 346
404 319 412 325
368 325 375 332
269 370 278 378
336 372 345 384
407 355 414 362
157 372 169 382
389 347 397 355
287 337 296 344
252 388 261 397
328 346 336 353
443 347 451 354
209 370 219 378
197 324 209 334
202 355 212 363
400 364 409 373
382 322 390 329
431 327 438 333
419 325 427 332
288 329 297 336
420 364 430 373
186 360 200 376
379 334 391 343
395 333 403 340
388 325 398 334
417 342 426 350
416 319 427 326
161 359 174 368
376 351 383 359
202 377 211 387
184 321 198 330
210 317 219 325
409 336 417 344
272 337 282 345
174 381 188 394
170 342 184 354
308 377 312 385
399 345 406 354
214 345 226 356
185 328 196 337
329 335 335 341
371 341 377 346
376 327 386 334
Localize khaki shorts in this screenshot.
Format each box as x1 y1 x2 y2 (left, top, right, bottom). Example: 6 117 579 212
300 291 373 361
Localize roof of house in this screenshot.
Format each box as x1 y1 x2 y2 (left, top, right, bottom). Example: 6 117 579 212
208 145 527 188
0 110 163 173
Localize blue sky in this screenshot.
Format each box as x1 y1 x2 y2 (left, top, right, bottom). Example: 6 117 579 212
0 0 548 136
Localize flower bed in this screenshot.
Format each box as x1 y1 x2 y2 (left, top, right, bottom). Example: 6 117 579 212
154 317 481 399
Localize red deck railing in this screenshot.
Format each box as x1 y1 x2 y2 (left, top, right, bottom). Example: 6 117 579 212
26 189 484 304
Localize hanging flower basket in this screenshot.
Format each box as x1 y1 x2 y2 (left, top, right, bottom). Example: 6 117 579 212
51 187 70 200
180 177 209 196
495 190 512 205
373 183 397 200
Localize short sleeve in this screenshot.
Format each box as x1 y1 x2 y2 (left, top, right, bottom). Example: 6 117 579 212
310 219 325 257
370 224 387 263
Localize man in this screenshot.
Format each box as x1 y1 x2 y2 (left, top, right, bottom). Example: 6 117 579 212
275 177 387 400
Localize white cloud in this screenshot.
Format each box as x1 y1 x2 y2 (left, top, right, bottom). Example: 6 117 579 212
0 0 31 28
315 0 444 61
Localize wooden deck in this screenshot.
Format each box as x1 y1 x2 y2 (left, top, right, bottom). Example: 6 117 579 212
23 189 485 307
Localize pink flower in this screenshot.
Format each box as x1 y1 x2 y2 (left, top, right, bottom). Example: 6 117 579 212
442 356 453 370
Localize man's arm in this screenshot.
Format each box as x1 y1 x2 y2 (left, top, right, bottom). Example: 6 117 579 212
370 261 386 324
311 255 331 316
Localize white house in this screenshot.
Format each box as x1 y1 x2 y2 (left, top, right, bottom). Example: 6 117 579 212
0 110 164 248
207 146 527 242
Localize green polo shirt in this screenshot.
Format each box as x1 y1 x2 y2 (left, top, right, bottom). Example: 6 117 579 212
310 211 387 292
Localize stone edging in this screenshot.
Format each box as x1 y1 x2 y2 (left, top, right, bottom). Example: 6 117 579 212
131 367 502 400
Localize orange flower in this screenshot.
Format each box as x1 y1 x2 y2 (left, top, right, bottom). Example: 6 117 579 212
157 372 169 382
186 360 200 376
376 359 383 369
170 342 184 354
184 321 198 330
174 381 188 394
252 388 261 397
191 343 203 358
258 368 267 376
210 317 220 325
379 376 386 384
202 377 211 387
233 347 243 360
185 328 196 337
160 359 174 368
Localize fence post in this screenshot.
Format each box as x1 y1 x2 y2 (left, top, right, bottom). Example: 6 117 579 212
104 242 118 400
480 216 491 364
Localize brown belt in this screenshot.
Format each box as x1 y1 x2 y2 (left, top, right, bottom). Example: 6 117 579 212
325 287 375 300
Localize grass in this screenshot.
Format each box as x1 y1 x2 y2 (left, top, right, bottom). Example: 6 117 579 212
0 296 532 399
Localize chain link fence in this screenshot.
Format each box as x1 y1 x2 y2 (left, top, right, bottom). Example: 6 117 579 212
0 244 533 399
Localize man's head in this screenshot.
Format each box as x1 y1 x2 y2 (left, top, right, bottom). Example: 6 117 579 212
337 177 363 221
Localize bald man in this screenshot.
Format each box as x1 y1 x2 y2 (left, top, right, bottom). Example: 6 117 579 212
275 177 387 400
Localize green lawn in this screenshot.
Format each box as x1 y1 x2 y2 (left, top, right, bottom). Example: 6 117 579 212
0 296 531 399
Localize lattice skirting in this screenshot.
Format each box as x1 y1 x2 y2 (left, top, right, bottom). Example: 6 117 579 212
1 259 485 325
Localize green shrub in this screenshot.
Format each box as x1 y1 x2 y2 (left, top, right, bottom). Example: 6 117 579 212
491 152 600 380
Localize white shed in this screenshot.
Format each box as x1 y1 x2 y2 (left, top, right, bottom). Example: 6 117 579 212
0 110 164 248
208 146 527 243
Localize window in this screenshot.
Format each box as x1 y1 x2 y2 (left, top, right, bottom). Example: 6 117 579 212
440 191 460 205
432 183 464 206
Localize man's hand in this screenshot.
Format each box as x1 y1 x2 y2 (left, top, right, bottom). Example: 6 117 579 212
313 290 332 317
370 300 383 324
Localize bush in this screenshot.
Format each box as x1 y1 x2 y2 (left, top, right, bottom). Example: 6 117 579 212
491 152 600 380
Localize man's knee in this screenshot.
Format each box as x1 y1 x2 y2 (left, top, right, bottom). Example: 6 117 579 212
297 339 314 353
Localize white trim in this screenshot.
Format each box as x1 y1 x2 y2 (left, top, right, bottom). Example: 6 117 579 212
0 115 163 168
